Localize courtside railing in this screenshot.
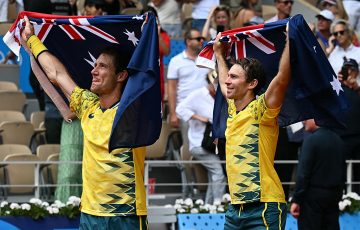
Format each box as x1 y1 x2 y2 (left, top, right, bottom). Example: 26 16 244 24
0 160 359 202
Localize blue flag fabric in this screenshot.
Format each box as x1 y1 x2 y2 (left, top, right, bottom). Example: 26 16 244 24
198 14 347 138
4 12 162 150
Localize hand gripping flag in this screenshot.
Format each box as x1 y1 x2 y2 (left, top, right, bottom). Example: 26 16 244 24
197 14 347 138
4 11 162 151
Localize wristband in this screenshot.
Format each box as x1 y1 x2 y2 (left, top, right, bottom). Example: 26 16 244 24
27 35 48 59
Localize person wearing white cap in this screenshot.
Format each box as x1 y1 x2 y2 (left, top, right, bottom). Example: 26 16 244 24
315 9 335 53
321 0 349 21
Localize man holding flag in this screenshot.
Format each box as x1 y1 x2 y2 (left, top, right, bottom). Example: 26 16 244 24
21 15 148 229
213 29 290 229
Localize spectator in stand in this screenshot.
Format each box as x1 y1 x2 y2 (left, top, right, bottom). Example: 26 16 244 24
336 58 360 193
119 0 143 13
321 0 348 21
69 0 78 15
232 0 264 28
343 0 360 33
290 119 345 230
191 0 219 32
148 0 182 38
202 5 231 40
103 0 120 15
314 10 335 54
328 19 360 80
83 0 105 16
176 75 226 204
167 28 208 178
0 0 8 22
266 0 293 23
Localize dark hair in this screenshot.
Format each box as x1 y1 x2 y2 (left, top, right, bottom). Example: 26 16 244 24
184 27 200 43
240 0 254 9
232 58 266 95
99 46 130 74
84 0 105 10
142 6 158 18
214 5 231 18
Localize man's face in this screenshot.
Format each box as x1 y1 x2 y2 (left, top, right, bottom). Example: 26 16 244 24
90 53 118 95
276 0 293 17
84 5 102 16
225 64 251 100
317 17 331 32
186 30 204 54
333 24 350 47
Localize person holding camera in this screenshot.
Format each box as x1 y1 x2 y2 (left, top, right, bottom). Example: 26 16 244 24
202 5 231 40
328 19 360 77
339 58 360 92
336 58 360 193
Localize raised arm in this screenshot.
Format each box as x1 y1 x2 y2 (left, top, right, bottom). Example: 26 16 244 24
213 33 229 97
21 16 77 100
202 6 216 40
264 39 291 109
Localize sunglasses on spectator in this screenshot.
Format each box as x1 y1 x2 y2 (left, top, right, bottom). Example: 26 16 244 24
333 30 346 37
188 37 205 42
278 0 294 5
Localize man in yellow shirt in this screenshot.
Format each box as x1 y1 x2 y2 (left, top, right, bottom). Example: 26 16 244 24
213 31 291 229
22 16 147 229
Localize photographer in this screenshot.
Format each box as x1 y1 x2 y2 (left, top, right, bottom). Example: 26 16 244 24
339 58 360 93
337 58 360 193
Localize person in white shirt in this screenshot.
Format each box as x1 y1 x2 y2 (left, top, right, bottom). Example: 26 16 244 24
167 29 209 198
176 76 226 204
0 0 8 22
266 0 293 23
148 0 182 38
167 28 208 130
328 19 360 81
191 0 219 31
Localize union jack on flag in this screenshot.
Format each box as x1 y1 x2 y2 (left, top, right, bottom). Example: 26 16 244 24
197 15 347 138
4 11 162 150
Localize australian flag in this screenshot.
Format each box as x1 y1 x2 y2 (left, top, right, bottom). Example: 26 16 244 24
197 14 347 138
4 11 162 151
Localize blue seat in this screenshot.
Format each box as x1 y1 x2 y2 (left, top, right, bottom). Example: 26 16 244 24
163 39 185 66
178 213 225 230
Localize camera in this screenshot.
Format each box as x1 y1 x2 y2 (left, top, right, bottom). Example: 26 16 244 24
341 65 349 81
216 25 225 33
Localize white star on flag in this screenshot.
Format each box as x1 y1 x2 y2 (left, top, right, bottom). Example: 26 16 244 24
132 15 143 20
330 75 343 95
84 51 96 67
124 29 139 46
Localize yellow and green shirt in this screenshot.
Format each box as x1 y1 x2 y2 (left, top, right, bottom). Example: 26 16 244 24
225 94 285 204
70 87 147 216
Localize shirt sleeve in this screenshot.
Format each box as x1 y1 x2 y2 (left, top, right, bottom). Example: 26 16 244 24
70 86 99 119
254 94 281 126
166 56 178 80
176 92 195 122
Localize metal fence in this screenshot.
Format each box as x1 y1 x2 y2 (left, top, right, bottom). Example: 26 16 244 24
0 159 359 202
